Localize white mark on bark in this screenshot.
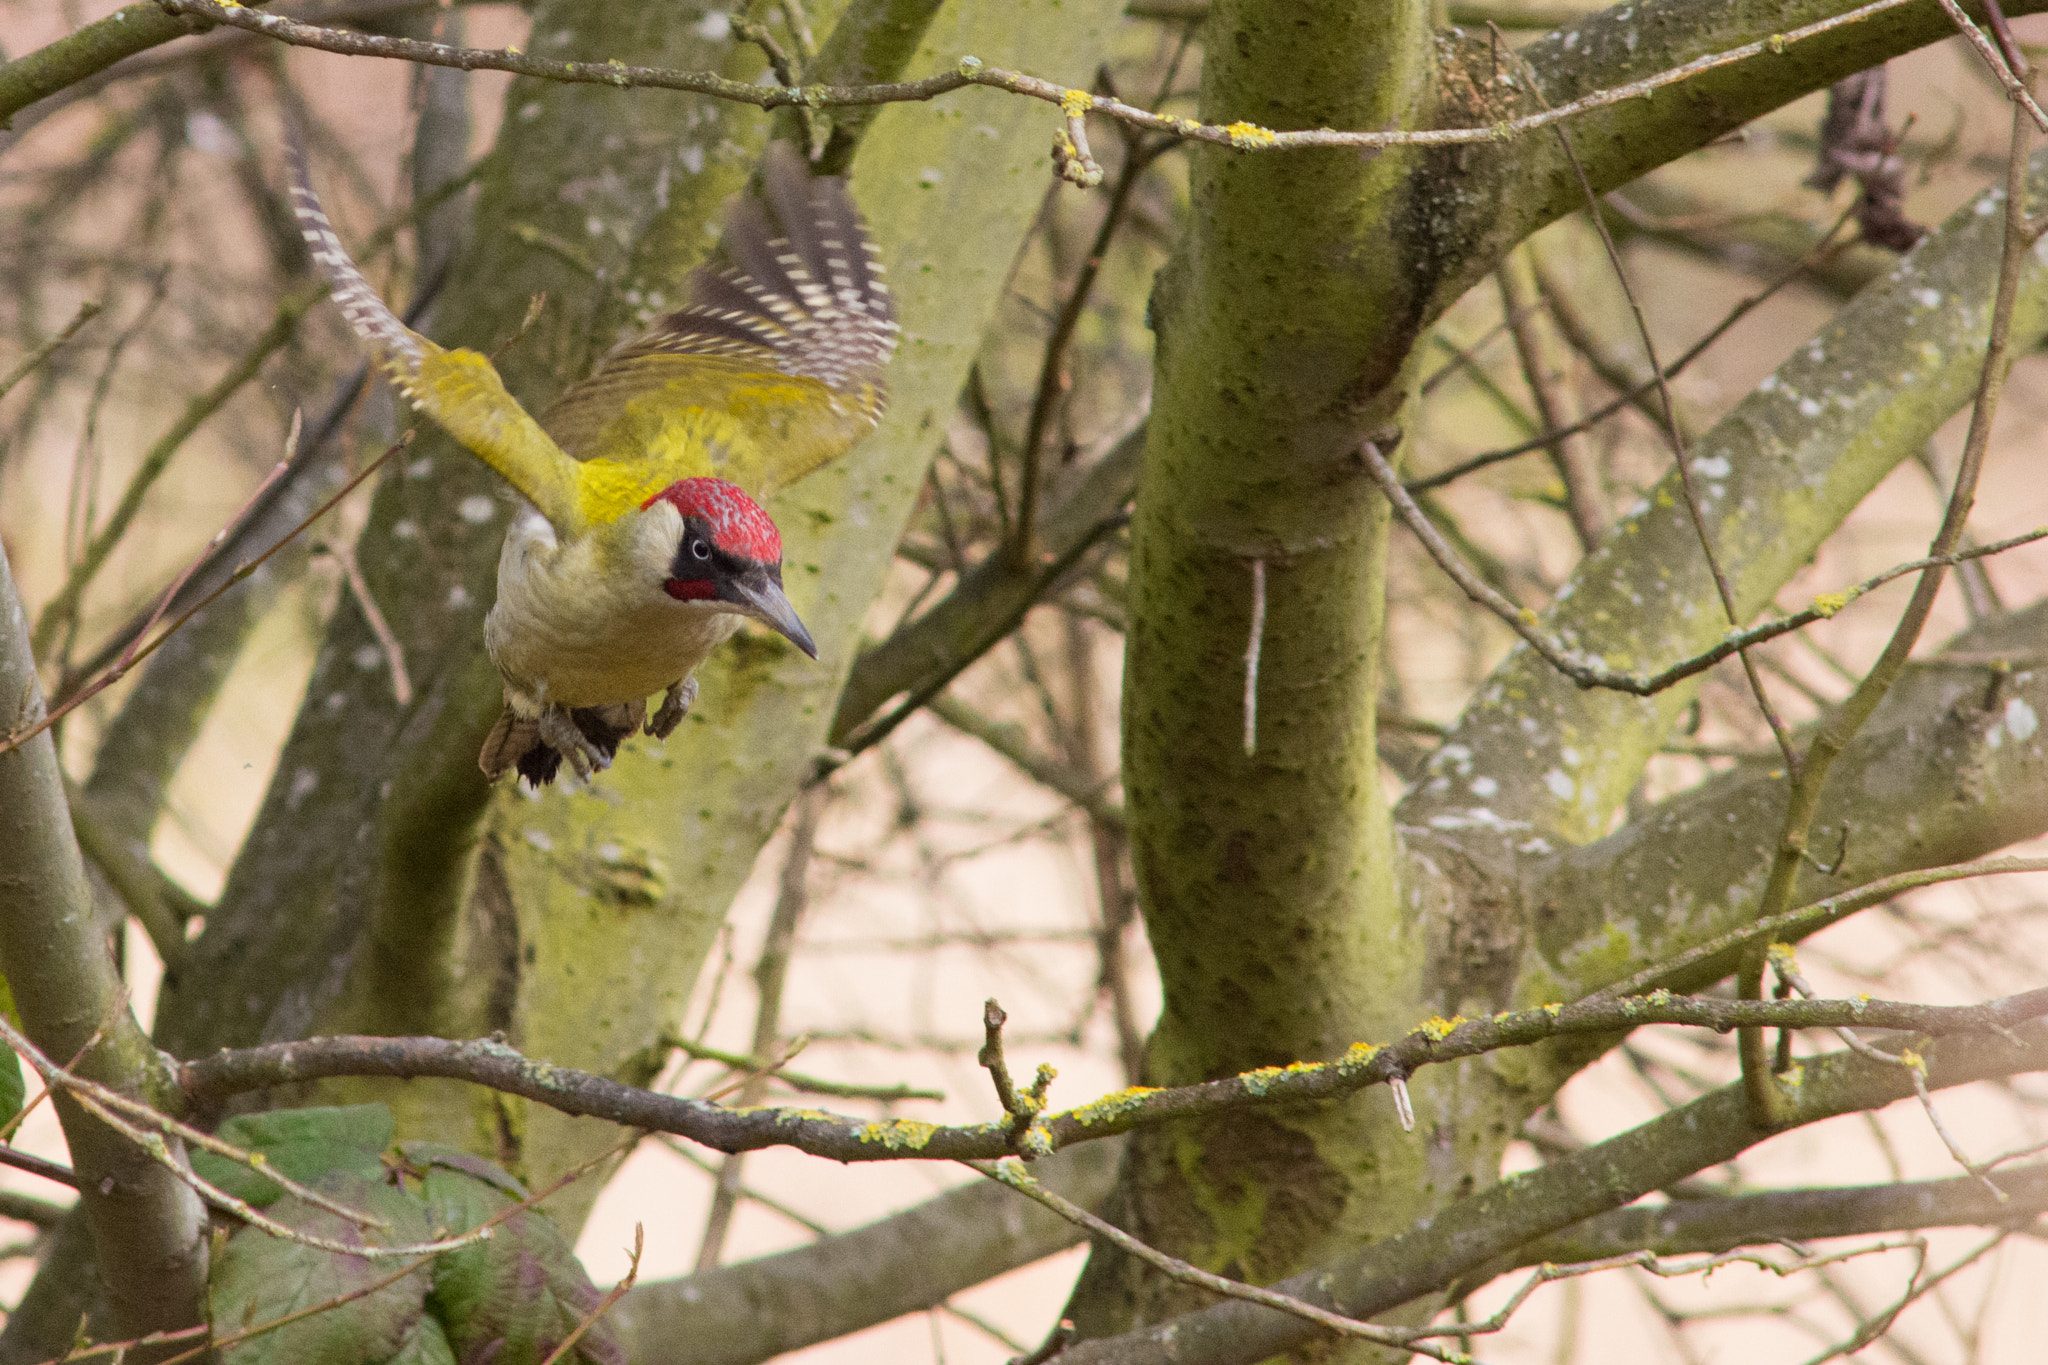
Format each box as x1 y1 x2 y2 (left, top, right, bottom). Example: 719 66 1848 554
1244 558 1267 757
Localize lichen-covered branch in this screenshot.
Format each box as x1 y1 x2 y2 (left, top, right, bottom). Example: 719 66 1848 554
0 1 234 126
175 986 2048 1163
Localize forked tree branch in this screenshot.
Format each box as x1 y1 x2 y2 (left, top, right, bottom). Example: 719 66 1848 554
0 540 207 1343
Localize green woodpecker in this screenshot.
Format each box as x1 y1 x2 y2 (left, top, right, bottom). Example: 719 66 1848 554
289 141 896 785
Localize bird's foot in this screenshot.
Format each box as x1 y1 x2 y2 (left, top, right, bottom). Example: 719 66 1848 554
646 678 698 739
537 705 611 782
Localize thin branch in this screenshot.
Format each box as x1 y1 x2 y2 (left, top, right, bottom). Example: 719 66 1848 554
666 1037 943 1102
1014 132 1162 562
1931 0 2048 128
316 537 413 706
1365 439 2048 698
30 283 324 660
0 436 409 760
926 693 1125 828
823 510 1129 772
1495 250 1605 550
979 999 1057 1153
1741 97 2041 1126
151 0 1952 154
0 1146 77 1190
1588 855 2048 1003
1772 947 2006 1201
965 1157 1459 1360
654 1134 832 1235
0 1015 510 1261
540 1224 641 1365
695 787 823 1271
1045 1025 2048 1365
1522 52 1797 768
0 301 102 405
1410 212 1850 492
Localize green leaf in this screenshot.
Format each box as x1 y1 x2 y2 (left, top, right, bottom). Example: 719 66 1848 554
208 1172 435 1365
387 1307 458 1365
0 1042 23 1132
416 1155 623 1365
192 1104 395 1206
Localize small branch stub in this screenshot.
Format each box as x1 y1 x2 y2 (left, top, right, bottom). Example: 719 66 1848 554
1243 558 1266 756
1389 1074 1415 1133
1053 91 1104 188
979 998 1056 1153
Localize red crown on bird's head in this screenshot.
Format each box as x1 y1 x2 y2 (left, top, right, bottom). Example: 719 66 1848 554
643 477 783 564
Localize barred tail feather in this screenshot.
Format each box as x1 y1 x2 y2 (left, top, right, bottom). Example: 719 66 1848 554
285 139 425 376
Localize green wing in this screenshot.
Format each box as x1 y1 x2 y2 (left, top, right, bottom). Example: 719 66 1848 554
540 141 897 512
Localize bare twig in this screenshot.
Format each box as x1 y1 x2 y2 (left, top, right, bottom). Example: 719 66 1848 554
1740 97 2042 1126
980 999 1058 1153
539 1224 641 1365
695 786 824 1270
666 1037 943 1102
0 1145 77 1190
966 1157 1463 1360
1930 0 2048 129
0 436 409 759
0 301 102 405
31 283 325 659
153 0 1945 155
1016 129 1162 561
315 536 413 706
1365 438 2048 697
1495 251 1605 549
1412 212 1852 492
1772 947 2007 1202
1519 50 1798 769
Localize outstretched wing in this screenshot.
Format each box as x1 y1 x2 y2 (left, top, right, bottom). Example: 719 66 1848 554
287 140 588 537
541 141 899 505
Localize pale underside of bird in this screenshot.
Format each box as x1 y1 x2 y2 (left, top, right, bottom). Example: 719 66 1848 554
288 138 898 785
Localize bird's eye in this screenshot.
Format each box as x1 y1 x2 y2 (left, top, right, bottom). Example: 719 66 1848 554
690 538 712 561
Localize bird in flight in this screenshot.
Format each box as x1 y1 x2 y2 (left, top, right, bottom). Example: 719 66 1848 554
288 139 897 785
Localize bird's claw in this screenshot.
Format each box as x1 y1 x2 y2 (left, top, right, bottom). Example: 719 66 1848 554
647 678 698 739
537 706 609 782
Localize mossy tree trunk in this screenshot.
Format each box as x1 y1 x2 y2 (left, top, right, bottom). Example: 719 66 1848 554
1069 0 2048 1356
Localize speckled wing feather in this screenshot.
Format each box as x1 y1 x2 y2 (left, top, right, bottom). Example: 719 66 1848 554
287 136 587 536
540 141 899 500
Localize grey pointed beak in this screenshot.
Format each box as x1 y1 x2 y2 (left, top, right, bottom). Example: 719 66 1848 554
734 569 817 659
